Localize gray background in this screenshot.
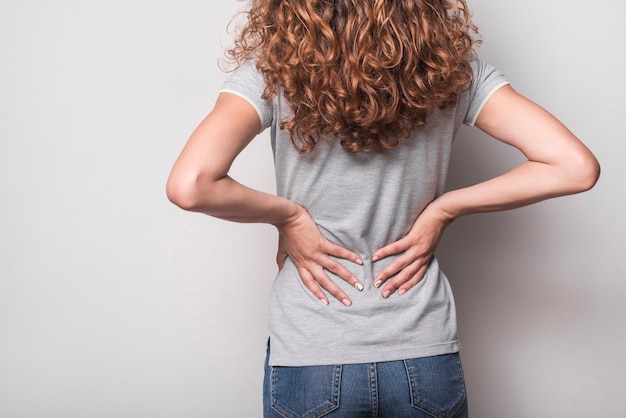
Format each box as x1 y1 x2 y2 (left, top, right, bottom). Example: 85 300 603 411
1 1 624 417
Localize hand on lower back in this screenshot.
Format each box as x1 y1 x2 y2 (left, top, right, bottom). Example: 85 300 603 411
371 202 452 298
276 205 363 306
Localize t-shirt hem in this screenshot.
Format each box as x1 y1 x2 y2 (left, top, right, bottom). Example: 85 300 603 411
268 341 461 367
466 81 510 126
219 88 267 132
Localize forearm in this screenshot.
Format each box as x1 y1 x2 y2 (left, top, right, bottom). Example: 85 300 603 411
167 173 299 227
430 159 596 222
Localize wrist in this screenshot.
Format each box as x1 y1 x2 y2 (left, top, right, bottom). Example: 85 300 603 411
424 196 457 226
273 201 305 229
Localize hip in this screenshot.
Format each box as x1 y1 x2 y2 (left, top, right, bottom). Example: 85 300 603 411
263 342 468 418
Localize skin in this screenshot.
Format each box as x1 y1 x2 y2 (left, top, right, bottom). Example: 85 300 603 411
166 85 600 306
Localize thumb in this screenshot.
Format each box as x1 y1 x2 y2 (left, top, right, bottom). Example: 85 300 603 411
276 237 287 270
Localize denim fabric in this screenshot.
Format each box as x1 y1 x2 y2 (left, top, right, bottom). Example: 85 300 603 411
263 344 468 418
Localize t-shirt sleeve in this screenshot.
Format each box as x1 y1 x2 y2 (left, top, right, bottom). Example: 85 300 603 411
220 60 273 132
464 59 509 126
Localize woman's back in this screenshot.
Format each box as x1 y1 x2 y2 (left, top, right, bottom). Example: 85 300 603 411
167 0 599 415
221 57 508 365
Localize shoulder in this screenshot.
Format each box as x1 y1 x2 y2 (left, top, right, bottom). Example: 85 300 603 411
220 59 273 131
465 58 510 126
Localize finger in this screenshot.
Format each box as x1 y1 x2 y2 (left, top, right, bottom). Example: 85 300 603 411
276 247 287 269
320 257 364 292
380 259 425 298
324 241 363 265
311 267 353 307
276 253 287 270
372 253 417 289
396 263 429 296
296 267 329 305
276 236 287 270
371 238 409 262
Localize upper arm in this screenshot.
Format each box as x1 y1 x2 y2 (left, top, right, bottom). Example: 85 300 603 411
180 92 262 176
475 85 599 187
166 92 263 205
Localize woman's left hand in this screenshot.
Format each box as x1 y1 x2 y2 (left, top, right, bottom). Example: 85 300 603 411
371 202 453 298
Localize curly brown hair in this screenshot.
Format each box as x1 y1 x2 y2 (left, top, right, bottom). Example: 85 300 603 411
226 0 479 153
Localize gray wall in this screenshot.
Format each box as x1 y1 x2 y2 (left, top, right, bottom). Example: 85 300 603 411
1 1 624 417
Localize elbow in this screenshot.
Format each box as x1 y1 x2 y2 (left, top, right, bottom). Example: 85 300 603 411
166 171 209 212
564 150 601 194
580 156 601 192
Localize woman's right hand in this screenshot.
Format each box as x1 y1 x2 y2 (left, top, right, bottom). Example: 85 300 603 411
276 205 364 306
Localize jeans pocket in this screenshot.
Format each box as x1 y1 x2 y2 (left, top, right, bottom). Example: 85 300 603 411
404 353 467 418
270 364 342 418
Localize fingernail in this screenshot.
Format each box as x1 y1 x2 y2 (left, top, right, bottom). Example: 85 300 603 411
382 290 391 298
372 255 379 262
374 280 382 288
320 298 329 305
342 298 352 307
398 289 406 296
355 258 363 265
355 283 364 292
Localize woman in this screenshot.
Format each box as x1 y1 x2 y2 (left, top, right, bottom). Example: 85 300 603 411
167 0 600 416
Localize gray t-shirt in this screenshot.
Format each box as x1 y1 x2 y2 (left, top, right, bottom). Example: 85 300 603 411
221 59 508 366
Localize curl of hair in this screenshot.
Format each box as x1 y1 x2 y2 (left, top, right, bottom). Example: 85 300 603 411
226 0 480 153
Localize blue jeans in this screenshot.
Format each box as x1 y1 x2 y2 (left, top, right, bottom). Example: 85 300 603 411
263 344 468 418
